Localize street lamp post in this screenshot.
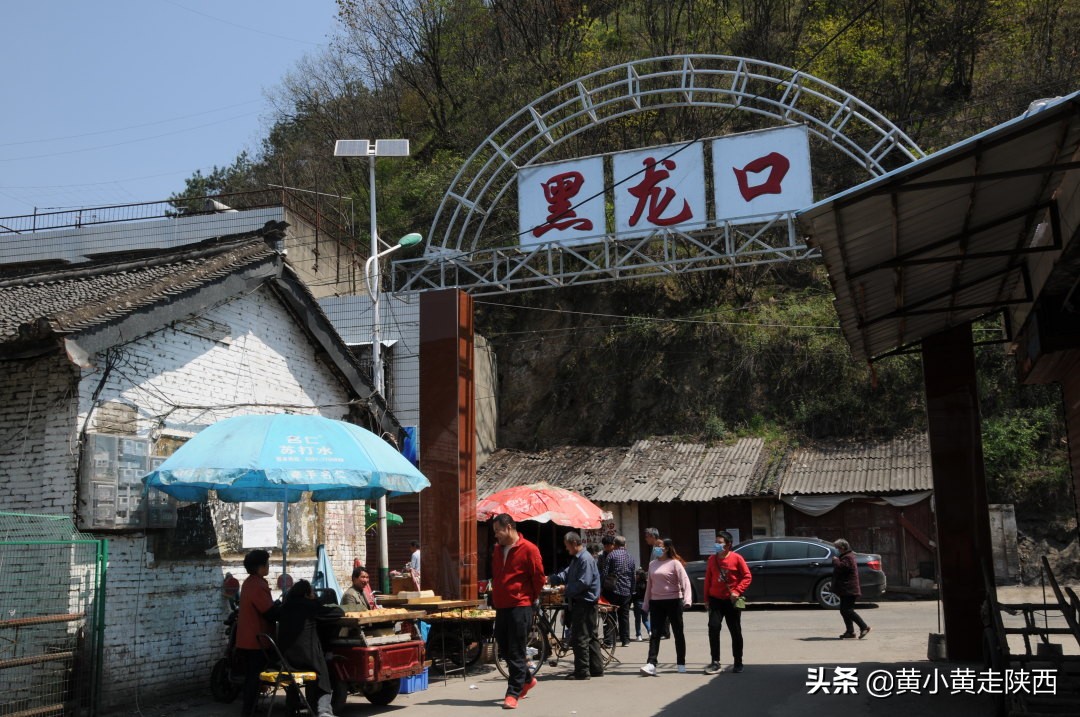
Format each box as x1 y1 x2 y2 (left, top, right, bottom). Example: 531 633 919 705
334 138 416 595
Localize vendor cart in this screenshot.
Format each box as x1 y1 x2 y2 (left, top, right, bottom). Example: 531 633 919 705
420 603 496 676
328 609 427 708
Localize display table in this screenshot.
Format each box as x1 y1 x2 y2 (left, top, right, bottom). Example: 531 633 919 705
378 597 486 609
336 609 427 626
419 603 495 680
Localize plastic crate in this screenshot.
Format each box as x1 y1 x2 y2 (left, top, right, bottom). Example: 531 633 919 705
399 667 429 694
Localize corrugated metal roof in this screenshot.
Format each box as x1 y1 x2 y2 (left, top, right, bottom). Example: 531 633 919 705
595 437 768 502
779 433 932 495
477 437 772 503
476 446 628 500
798 91 1080 362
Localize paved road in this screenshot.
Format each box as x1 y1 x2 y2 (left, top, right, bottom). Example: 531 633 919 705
115 590 1077 717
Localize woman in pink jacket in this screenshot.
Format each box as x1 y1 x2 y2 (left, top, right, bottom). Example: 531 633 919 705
640 538 693 676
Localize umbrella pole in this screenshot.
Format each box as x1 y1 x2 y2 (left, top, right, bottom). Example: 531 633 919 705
281 488 289 588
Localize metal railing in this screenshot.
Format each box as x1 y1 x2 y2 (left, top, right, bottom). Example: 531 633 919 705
0 188 356 251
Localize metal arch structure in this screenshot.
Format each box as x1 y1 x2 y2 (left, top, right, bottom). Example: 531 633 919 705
394 55 924 296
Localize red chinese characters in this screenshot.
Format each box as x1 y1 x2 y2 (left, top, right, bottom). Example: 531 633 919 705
626 157 694 227
732 151 791 201
532 171 594 237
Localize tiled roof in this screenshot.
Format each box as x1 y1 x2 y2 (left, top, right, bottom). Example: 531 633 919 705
0 231 279 344
477 437 773 503
778 433 932 494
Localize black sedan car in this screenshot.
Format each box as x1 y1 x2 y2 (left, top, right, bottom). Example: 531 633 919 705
685 537 886 608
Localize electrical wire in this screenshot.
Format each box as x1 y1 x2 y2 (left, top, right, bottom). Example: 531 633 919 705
475 299 842 331
161 0 325 46
0 112 259 163
0 100 263 149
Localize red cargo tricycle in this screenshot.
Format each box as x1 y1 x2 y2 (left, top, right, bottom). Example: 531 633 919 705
328 609 427 709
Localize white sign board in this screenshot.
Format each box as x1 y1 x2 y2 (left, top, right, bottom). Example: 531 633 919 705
241 502 279 548
613 142 707 239
518 156 606 248
700 527 742 555
713 125 813 225
698 529 717 556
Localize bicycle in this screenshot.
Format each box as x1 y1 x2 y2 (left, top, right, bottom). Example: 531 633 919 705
494 602 619 678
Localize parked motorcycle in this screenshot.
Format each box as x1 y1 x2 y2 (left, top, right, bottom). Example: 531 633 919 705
210 593 243 703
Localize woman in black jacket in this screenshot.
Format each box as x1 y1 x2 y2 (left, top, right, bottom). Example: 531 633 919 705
832 539 870 639
269 580 344 717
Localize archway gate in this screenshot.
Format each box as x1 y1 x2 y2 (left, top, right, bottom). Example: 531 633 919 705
396 55 923 295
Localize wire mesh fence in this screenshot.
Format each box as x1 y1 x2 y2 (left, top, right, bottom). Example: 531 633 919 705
0 512 106 717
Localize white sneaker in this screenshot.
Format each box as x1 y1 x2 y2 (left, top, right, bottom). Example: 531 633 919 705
639 663 657 676
677 664 687 673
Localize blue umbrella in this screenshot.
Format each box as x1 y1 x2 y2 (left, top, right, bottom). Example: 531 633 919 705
143 413 429 575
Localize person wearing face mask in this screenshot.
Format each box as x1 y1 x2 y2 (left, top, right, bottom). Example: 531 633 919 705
703 530 751 674
639 538 692 676
645 539 671 639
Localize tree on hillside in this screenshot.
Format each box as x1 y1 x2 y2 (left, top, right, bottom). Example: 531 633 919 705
169 0 1076 499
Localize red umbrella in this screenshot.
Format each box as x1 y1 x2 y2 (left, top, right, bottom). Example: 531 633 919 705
476 481 605 528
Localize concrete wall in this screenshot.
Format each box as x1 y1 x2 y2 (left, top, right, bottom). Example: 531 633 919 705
281 208 362 299
474 334 497 468
988 503 1020 584
319 292 498 464
0 286 370 708
0 208 284 266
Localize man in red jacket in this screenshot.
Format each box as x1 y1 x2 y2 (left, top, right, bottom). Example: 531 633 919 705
491 513 546 709
703 530 751 674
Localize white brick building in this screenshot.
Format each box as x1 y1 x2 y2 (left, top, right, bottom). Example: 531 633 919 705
0 223 397 710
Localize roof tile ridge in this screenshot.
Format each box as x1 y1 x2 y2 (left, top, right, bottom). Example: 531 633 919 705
0 224 282 288
46 241 280 335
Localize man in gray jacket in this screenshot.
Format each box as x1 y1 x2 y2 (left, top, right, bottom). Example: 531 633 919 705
547 531 604 679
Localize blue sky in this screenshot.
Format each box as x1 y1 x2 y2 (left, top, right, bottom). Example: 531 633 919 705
0 1 341 219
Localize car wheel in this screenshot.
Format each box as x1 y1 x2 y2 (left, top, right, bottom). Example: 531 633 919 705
365 679 400 706
814 578 841 609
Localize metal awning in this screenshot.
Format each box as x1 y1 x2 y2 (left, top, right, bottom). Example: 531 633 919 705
798 91 1080 362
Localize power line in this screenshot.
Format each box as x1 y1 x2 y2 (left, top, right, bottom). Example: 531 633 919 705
0 112 258 163
0 99 263 148
160 0 325 46
474 299 841 331
0 166 223 190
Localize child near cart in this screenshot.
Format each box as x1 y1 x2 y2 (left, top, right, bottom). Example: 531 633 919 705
632 566 650 641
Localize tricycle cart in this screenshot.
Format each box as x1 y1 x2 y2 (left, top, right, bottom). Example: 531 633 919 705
328 608 427 709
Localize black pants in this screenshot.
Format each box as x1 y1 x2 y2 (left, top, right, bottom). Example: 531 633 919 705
646 599 685 666
569 599 604 677
238 647 267 717
707 597 744 664
495 606 534 697
601 592 632 646
633 599 650 636
839 595 868 633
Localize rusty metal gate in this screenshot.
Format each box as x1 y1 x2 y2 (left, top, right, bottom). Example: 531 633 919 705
0 512 106 716
784 499 935 588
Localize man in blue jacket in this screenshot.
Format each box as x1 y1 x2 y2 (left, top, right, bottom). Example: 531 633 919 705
601 535 635 647
548 531 604 679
